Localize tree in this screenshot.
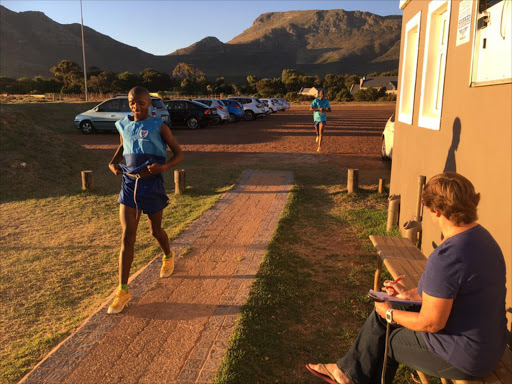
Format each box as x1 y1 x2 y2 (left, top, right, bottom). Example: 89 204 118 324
344 74 360 90
50 60 83 92
256 78 286 97
87 66 102 78
140 68 171 92
335 88 353 102
33 76 61 93
246 75 258 94
323 74 346 93
88 71 116 93
172 62 204 80
0 77 17 93
112 72 140 92
353 87 380 101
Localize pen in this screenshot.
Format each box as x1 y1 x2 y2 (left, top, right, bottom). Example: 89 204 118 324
392 275 405 284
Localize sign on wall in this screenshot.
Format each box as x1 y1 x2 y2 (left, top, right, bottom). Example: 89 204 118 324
456 0 473 46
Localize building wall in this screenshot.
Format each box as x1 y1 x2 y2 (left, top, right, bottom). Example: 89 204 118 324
391 0 512 329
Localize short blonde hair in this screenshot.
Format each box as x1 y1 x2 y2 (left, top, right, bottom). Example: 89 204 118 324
422 172 480 225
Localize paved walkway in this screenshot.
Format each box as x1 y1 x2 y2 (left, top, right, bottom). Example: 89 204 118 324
20 170 294 384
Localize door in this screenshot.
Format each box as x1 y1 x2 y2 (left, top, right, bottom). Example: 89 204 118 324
93 99 125 130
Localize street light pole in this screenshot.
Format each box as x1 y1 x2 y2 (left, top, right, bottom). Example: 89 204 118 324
80 0 88 101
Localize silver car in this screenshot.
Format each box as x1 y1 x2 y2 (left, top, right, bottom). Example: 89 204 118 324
74 96 170 134
193 99 229 123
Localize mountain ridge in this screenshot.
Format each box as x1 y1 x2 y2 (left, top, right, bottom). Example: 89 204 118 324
0 6 401 81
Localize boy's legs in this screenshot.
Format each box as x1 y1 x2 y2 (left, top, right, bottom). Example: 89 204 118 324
148 209 175 278
317 121 325 150
119 204 142 285
108 204 141 314
147 209 171 255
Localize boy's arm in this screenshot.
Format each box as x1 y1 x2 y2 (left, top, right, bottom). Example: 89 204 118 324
326 100 332 112
109 136 123 175
147 123 184 175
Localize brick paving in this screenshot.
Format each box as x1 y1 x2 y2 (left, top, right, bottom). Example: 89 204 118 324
20 170 294 384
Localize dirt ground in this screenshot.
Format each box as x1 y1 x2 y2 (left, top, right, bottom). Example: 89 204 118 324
71 104 395 181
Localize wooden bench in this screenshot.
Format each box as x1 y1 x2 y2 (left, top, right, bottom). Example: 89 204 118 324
370 235 512 384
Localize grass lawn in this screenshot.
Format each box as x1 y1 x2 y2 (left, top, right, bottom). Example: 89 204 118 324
0 102 432 384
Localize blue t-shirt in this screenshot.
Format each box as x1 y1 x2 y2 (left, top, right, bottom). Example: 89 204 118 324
115 116 167 172
418 225 506 377
311 98 331 122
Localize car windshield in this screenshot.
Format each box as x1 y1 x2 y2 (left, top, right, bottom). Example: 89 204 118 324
255 99 262 103
217 101 225 107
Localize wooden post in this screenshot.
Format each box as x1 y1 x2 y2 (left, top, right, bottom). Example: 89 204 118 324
386 194 400 232
174 169 186 195
378 178 386 194
81 170 93 190
347 169 359 194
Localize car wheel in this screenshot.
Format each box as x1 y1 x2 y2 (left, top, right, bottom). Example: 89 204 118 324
80 120 95 134
244 110 255 121
187 117 199 130
381 137 389 160
228 114 236 123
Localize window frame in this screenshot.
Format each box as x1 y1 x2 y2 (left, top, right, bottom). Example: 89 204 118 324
398 11 422 125
418 0 452 131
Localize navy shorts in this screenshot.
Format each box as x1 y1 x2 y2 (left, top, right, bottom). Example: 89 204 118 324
315 121 327 128
118 174 169 214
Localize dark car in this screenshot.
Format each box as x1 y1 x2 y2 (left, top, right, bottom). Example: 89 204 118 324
165 99 217 129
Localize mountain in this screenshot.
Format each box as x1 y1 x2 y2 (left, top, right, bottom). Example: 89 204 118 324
0 6 401 81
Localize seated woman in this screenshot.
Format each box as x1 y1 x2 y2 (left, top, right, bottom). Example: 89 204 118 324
307 172 507 384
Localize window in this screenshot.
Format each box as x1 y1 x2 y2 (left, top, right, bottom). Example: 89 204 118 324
398 11 422 125
151 99 166 109
470 0 512 86
99 99 123 112
418 0 452 130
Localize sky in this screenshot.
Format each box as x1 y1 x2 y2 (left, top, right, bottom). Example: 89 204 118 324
2 1 402 55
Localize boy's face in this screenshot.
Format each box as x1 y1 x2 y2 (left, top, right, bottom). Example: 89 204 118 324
319 91 325 99
128 93 151 120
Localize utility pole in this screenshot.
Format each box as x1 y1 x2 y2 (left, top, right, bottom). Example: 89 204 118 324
80 0 88 101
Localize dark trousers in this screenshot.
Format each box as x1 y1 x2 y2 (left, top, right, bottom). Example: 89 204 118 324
336 308 478 384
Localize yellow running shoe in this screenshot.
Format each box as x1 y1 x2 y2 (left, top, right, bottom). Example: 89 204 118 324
107 289 132 314
317 146 321 152
315 136 319 143
160 251 175 278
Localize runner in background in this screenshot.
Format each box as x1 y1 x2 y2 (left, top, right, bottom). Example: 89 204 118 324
309 89 331 152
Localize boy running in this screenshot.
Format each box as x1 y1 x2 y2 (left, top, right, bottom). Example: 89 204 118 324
309 89 331 152
107 86 184 314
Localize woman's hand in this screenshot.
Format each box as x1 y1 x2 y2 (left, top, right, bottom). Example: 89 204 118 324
109 163 122 175
374 300 392 319
383 280 408 298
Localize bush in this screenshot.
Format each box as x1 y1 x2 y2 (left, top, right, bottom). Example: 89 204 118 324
335 89 353 102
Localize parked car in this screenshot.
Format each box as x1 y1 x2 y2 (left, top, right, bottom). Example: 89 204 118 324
193 99 229 124
381 113 395 160
227 96 267 121
276 98 290 110
165 99 217 129
272 98 286 111
74 96 170 134
221 99 245 122
260 98 281 113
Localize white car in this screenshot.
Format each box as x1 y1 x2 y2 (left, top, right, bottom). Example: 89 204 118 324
381 113 395 160
260 98 281 113
271 98 286 111
276 98 290 110
193 99 229 123
228 96 268 121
